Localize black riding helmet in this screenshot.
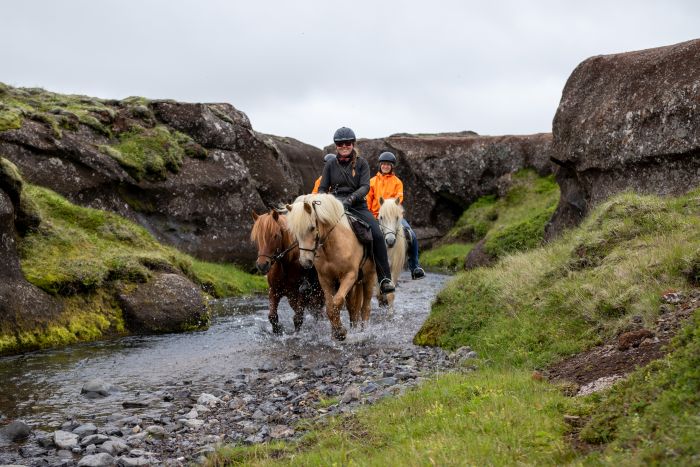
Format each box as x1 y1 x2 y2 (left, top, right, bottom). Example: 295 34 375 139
378 151 397 165
333 127 356 144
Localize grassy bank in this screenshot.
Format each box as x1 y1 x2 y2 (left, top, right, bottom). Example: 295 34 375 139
421 169 559 272
1 182 266 355
211 189 700 465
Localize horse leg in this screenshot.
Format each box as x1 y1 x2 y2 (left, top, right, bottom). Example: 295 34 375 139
361 268 377 324
346 284 362 328
288 294 305 332
268 289 283 335
318 275 347 341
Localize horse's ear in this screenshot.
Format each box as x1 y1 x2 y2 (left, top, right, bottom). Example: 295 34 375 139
251 210 259 221
397 198 402 205
304 202 312 214
285 204 293 212
272 210 279 221
379 197 384 205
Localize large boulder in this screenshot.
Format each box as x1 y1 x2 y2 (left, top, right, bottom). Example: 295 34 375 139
0 97 322 264
330 133 554 244
117 273 208 333
548 38 700 237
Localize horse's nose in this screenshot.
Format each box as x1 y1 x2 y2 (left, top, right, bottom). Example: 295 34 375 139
256 261 271 274
300 258 313 269
385 234 396 248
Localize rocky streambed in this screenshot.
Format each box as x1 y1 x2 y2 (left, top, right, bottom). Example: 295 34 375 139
0 272 472 466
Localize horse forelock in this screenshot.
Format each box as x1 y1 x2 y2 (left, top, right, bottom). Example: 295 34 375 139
379 198 404 226
286 194 349 238
250 211 283 246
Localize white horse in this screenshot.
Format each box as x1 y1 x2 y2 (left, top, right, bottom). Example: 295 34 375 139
377 197 407 311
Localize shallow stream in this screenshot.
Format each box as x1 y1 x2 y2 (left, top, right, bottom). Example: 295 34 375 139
0 272 449 433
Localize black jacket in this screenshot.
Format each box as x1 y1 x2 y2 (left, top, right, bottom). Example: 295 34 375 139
318 155 370 208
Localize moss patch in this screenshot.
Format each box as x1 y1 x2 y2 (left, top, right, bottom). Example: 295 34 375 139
424 170 559 271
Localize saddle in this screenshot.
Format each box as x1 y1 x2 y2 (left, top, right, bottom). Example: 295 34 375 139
347 214 373 245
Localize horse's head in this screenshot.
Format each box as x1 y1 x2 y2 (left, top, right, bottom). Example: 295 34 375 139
378 197 404 249
250 209 286 274
286 194 347 268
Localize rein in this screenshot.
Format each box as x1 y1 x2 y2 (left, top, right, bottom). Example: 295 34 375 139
258 240 299 264
298 200 345 257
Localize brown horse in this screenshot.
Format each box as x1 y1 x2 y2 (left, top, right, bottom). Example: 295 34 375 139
250 210 324 334
285 194 376 340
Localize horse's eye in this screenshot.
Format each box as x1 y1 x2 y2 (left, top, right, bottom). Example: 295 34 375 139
309 226 315 232
379 216 383 221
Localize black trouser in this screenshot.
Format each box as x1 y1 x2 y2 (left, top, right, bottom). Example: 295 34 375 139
347 204 392 283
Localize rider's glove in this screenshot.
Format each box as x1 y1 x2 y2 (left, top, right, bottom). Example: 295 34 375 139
342 196 353 210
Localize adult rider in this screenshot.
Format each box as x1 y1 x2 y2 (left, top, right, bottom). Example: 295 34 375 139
317 127 396 295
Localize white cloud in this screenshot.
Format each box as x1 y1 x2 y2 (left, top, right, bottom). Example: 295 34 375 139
1 0 699 147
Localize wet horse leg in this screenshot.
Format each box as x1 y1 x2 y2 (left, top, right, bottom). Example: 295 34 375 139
361 268 377 324
288 293 306 332
268 289 283 334
346 283 362 328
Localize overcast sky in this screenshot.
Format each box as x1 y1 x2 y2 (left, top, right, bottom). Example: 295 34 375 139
2 1 699 148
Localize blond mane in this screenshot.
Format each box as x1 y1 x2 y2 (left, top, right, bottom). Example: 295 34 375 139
286 193 350 238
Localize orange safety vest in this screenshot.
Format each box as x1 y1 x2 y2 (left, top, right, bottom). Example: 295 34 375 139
366 172 404 218
311 176 321 194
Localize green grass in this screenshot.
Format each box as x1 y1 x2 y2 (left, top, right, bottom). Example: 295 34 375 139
212 189 700 465
208 369 576 466
427 169 559 270
421 242 473 272
577 309 700 465
0 181 266 354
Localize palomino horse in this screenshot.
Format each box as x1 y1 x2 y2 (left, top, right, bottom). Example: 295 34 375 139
250 210 324 334
377 197 407 311
285 194 376 340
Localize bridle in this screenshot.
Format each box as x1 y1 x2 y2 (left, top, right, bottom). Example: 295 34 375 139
297 200 344 258
379 217 399 248
257 240 298 265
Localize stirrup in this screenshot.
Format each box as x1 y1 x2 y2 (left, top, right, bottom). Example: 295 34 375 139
411 267 425 280
379 278 395 294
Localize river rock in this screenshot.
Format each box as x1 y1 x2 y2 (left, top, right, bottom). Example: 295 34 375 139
341 385 361 404
0 420 31 442
54 430 80 449
116 455 152 466
548 38 700 237
81 434 110 446
117 272 208 333
81 379 117 398
196 393 221 407
73 423 98 437
99 439 129 456
78 452 116 467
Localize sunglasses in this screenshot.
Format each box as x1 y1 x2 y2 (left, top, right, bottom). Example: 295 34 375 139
335 141 354 147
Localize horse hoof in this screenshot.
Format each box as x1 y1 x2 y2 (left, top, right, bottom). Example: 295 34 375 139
271 324 283 335
333 328 347 341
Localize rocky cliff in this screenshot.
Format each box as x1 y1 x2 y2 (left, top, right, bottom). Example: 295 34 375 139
339 133 554 244
548 38 700 237
0 86 322 264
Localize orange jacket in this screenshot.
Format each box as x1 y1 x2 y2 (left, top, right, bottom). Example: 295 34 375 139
366 172 404 217
311 176 321 194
